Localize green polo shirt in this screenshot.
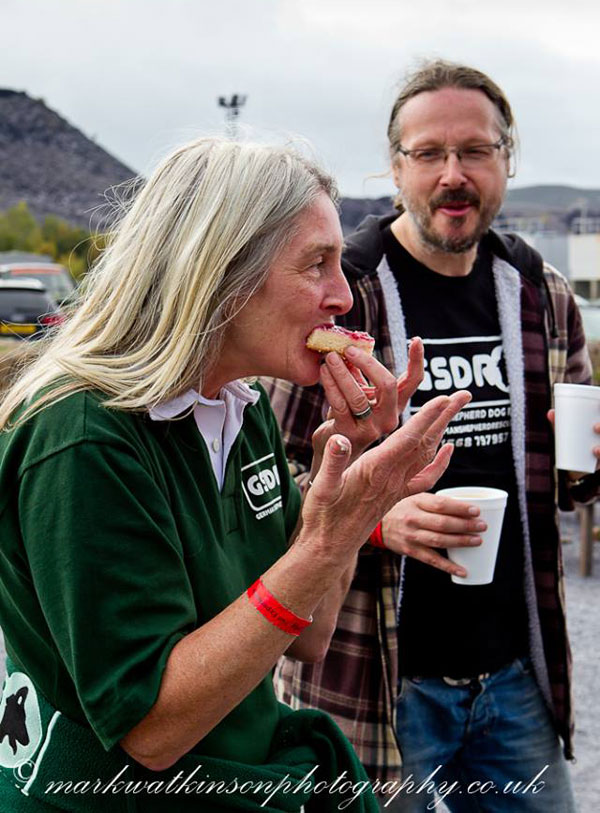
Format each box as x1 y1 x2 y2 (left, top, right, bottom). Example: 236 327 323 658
0 384 301 765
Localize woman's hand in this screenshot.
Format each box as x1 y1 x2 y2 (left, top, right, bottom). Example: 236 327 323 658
297 389 472 564
312 337 424 466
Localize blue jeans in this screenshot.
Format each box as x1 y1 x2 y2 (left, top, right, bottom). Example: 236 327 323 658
380 658 575 812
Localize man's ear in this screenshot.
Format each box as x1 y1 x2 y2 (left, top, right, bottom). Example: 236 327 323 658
391 159 402 189
505 150 516 180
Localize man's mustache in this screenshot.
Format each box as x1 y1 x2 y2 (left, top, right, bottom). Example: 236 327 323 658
430 190 481 210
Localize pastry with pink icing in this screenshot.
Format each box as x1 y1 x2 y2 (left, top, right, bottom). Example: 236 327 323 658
306 323 375 357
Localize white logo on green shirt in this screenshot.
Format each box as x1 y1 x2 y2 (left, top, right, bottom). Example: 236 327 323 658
241 454 283 519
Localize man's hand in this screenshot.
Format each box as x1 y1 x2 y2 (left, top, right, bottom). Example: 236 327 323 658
381 492 486 578
547 408 600 472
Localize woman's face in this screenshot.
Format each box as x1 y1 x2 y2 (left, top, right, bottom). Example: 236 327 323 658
217 192 352 390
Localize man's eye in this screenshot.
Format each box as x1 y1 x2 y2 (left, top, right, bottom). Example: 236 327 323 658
463 147 491 160
414 149 443 163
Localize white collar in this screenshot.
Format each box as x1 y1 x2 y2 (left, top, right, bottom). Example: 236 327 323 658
148 381 260 491
148 380 260 422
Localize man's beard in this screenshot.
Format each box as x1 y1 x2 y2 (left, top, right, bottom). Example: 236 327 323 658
400 188 503 254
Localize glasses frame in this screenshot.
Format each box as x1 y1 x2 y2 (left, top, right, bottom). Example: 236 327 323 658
396 138 507 169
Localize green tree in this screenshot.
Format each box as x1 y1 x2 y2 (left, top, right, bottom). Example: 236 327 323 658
0 202 105 281
0 202 41 252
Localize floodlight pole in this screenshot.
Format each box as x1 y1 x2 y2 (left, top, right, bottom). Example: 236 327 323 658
218 94 247 139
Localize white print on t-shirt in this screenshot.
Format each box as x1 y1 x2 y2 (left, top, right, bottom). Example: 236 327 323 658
418 336 508 394
241 453 283 519
410 336 510 451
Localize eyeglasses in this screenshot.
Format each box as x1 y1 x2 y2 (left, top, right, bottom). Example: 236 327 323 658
396 138 506 170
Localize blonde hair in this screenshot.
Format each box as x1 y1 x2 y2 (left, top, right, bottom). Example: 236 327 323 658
0 137 337 429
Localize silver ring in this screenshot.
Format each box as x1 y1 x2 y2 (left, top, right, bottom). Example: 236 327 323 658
353 404 373 420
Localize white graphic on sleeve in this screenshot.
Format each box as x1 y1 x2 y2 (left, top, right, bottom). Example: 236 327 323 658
411 336 510 450
0 672 42 768
241 453 283 519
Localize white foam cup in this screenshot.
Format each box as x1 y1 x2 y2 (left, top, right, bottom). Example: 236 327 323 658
554 383 600 474
435 486 508 586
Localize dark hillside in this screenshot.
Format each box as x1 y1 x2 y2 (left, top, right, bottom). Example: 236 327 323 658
0 89 135 227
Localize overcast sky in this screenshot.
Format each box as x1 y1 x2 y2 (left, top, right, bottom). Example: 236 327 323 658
2 0 600 196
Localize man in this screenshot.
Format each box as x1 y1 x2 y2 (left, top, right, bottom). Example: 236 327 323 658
267 61 596 811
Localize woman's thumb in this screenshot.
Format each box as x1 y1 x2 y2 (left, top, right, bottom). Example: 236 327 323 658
313 434 352 496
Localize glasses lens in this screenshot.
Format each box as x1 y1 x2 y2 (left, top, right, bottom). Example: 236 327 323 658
461 145 497 168
411 148 445 166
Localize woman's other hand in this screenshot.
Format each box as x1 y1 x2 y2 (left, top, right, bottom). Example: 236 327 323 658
298 389 471 563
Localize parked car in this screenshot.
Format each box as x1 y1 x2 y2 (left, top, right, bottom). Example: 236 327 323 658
0 279 64 339
0 262 76 305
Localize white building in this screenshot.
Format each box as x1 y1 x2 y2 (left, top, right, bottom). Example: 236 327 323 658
497 222 600 299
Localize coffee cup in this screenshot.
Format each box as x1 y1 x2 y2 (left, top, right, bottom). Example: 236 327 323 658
554 383 600 474
436 486 508 585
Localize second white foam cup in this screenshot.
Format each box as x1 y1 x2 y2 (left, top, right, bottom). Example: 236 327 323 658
436 486 508 586
554 383 600 474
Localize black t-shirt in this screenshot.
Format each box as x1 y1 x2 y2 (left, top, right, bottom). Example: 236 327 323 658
383 227 529 677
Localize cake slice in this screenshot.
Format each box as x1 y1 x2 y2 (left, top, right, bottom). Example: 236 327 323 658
306 324 375 357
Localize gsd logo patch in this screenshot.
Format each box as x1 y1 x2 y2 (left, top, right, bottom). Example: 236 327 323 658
241 453 283 520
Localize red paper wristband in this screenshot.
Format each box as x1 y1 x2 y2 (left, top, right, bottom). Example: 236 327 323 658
247 578 313 636
369 521 386 549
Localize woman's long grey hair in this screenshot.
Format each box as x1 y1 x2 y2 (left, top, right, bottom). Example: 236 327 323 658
0 137 336 429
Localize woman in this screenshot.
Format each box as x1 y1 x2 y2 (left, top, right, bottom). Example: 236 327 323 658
0 138 468 811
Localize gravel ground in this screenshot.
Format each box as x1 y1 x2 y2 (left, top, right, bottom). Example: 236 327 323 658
560 507 600 812
0 510 597 810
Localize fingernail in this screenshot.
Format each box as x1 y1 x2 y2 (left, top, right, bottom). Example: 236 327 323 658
456 570 467 578
345 346 359 358
333 438 350 455
469 537 482 545
327 352 342 366
475 521 487 531
468 506 479 516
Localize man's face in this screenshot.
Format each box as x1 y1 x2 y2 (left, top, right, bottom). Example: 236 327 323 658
392 87 510 254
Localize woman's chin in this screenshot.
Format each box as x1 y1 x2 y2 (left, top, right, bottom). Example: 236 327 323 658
270 354 321 387
293 364 321 388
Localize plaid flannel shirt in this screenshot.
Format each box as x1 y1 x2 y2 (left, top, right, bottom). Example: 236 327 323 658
265 225 593 783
